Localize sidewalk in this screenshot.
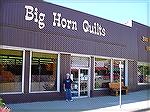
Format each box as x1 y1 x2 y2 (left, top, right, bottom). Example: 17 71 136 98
8 89 150 112
96 100 150 112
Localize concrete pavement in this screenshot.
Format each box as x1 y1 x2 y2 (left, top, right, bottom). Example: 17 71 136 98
97 100 150 112
8 89 150 112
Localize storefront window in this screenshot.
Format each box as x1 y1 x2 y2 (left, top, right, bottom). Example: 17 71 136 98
31 52 58 92
113 60 125 83
137 62 150 84
95 58 111 89
0 49 23 93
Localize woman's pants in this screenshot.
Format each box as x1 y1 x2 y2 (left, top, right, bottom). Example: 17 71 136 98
65 89 72 100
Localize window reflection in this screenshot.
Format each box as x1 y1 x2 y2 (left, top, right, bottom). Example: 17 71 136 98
0 49 23 93
31 52 57 92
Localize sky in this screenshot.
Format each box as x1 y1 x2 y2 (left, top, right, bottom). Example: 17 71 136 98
44 0 150 27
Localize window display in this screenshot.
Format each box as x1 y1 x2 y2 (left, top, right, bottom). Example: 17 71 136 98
94 58 111 89
0 49 23 93
31 52 58 92
113 60 125 83
137 62 150 84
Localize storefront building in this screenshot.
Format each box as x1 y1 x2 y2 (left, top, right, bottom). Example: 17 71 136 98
0 0 150 103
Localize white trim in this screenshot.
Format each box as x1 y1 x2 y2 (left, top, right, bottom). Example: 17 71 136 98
29 51 32 93
28 49 59 54
93 58 96 90
110 58 113 82
88 57 91 97
71 54 91 58
119 61 122 108
57 53 60 92
125 60 128 86
78 69 81 97
22 50 25 93
93 55 126 61
0 45 25 50
0 45 59 54
94 56 112 60
112 58 125 61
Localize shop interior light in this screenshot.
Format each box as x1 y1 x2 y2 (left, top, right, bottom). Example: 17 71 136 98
9 56 22 59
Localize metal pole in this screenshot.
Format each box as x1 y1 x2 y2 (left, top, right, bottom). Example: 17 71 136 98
119 61 122 108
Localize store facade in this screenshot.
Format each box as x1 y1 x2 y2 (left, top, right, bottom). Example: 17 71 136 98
0 0 150 103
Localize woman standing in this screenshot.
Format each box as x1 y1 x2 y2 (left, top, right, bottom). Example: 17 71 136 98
63 73 73 102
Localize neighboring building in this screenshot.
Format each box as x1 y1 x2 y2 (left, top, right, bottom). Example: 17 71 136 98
0 0 149 103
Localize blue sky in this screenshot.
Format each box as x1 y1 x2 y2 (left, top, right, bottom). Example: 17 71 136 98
44 0 150 26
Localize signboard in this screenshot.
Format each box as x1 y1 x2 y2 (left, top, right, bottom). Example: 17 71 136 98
71 56 89 67
95 61 105 67
24 5 106 36
145 46 150 51
119 64 124 68
142 36 150 52
142 36 150 43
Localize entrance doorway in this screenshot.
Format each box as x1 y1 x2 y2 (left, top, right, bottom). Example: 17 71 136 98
71 68 89 98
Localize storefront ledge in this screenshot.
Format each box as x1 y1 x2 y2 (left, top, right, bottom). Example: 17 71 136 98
0 92 23 95
29 91 59 94
91 90 109 97
0 92 65 104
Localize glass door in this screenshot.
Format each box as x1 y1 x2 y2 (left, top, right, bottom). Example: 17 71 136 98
71 69 79 97
80 69 88 97
71 68 89 97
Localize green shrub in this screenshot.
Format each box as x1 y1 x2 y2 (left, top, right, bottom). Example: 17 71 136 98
0 98 5 107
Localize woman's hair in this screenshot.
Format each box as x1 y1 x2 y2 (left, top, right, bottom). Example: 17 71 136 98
66 73 70 76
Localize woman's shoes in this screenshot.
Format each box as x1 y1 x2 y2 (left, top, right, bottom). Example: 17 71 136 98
65 99 73 102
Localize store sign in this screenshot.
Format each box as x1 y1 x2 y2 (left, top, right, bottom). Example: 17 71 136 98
145 46 150 51
52 12 106 36
24 5 106 36
52 12 77 31
25 5 45 29
142 36 150 52
71 56 89 67
82 20 106 36
95 61 104 67
142 36 150 43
